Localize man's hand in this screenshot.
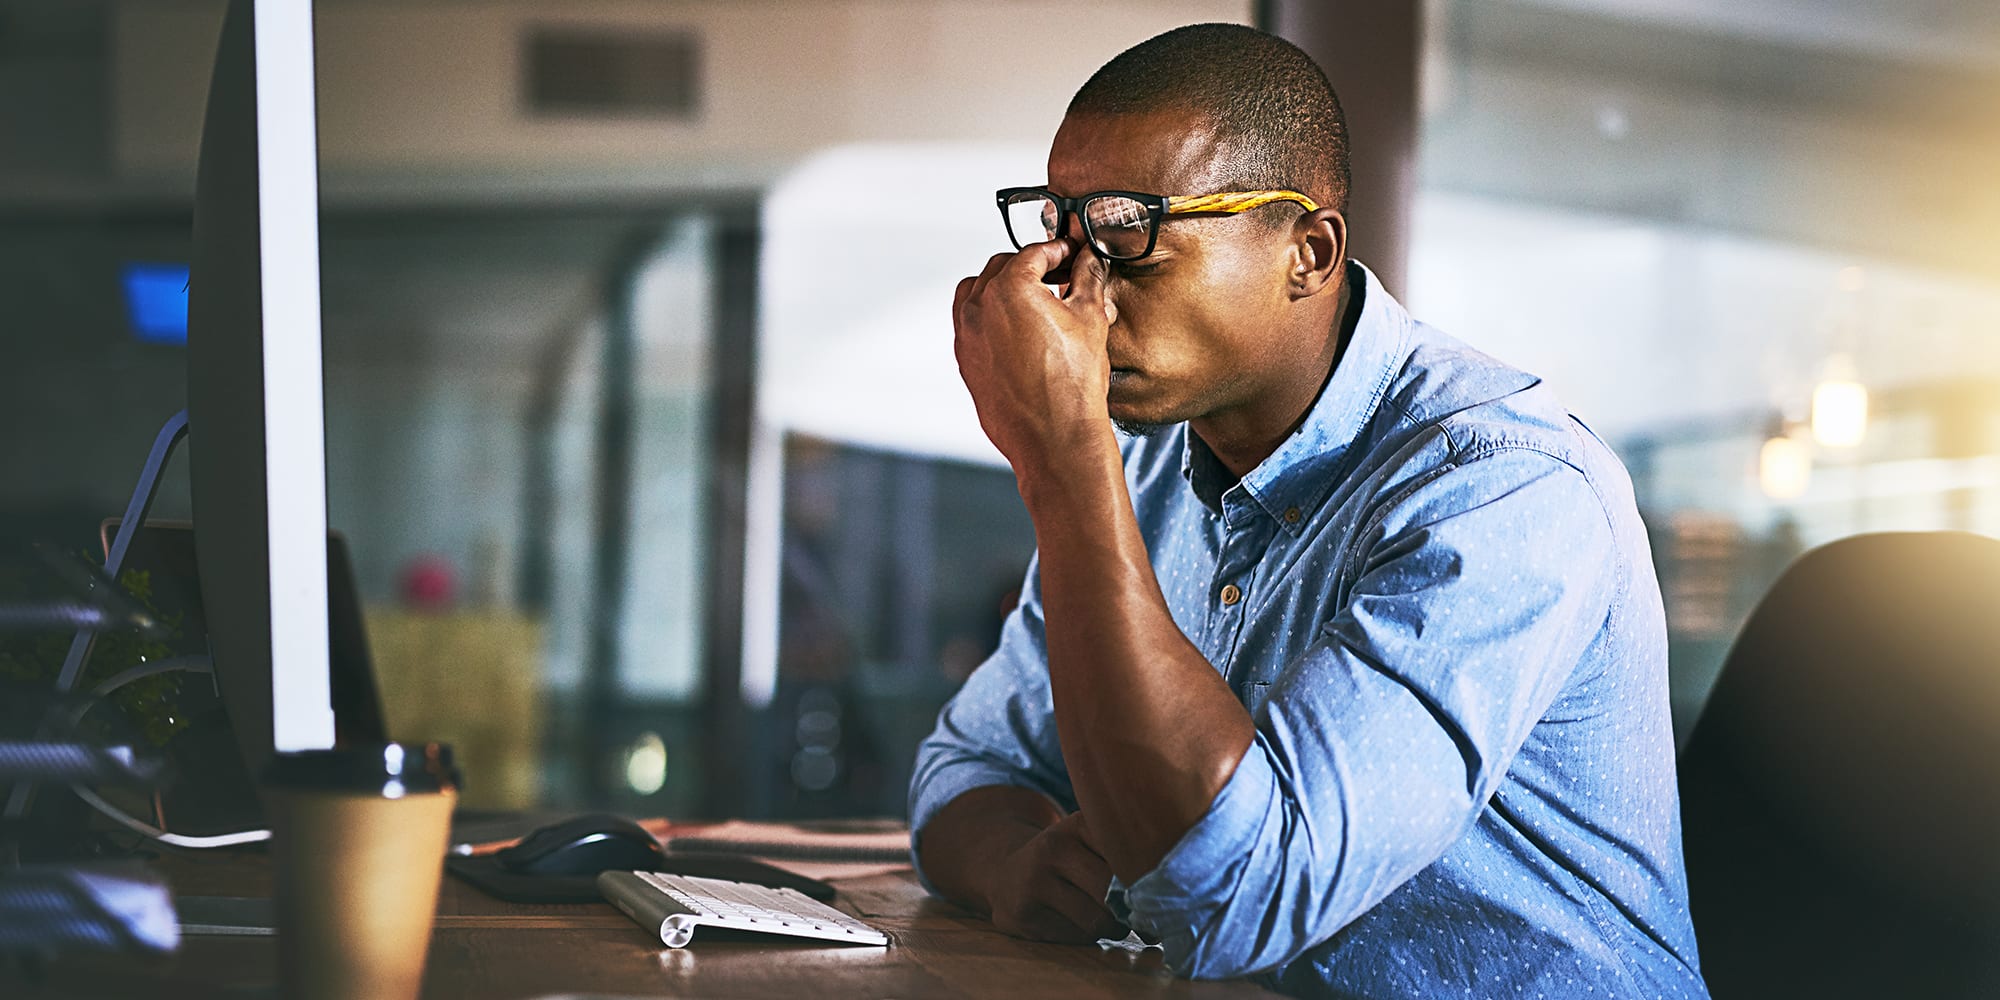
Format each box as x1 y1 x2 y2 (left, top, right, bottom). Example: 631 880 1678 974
981 811 1129 945
952 238 1118 475
917 787 1129 946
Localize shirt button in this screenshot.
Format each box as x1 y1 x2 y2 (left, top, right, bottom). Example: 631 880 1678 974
1220 584 1243 606
1283 507 1302 524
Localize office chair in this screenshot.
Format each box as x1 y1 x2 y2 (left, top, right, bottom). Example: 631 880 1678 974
1678 531 2000 999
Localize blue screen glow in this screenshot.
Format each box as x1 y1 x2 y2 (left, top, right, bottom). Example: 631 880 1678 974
121 263 190 345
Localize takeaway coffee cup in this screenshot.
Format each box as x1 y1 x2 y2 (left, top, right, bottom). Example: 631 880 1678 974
265 743 459 1000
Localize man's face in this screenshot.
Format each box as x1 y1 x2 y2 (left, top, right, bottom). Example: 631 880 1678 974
1045 109 1303 430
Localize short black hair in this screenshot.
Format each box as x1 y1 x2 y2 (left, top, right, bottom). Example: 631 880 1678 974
1067 23 1350 216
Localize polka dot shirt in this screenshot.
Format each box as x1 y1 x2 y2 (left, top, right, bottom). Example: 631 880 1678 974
910 263 1709 998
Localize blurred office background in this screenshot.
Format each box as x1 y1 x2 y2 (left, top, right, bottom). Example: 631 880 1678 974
2 0 1997 820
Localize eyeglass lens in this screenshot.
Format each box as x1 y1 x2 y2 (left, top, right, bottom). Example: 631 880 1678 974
1002 191 1154 260
1003 192 1060 248
1083 195 1151 259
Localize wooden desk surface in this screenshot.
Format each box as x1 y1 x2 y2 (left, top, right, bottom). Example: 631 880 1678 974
29 849 1277 999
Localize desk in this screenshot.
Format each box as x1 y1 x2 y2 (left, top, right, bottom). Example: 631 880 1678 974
29 849 1277 998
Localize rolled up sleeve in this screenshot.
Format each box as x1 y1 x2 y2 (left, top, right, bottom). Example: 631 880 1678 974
908 555 1075 888
1125 449 1620 979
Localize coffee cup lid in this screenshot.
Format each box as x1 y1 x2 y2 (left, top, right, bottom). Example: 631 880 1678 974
264 742 459 797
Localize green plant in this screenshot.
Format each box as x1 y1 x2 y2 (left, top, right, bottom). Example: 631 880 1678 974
0 565 191 748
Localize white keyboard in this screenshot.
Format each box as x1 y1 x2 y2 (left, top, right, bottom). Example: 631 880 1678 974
597 870 889 949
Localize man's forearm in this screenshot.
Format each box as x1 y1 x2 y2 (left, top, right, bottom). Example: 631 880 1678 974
1016 429 1257 883
916 785 1065 913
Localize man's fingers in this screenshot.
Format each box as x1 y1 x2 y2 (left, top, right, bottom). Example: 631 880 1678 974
1032 879 1124 943
1064 249 1110 314
953 275 978 331
967 251 1016 302
961 242 1080 331
1048 840 1113 903
987 821 1129 946
1002 237 1076 285
957 248 1014 330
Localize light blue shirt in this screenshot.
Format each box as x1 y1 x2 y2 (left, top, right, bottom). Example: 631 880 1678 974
910 263 1709 998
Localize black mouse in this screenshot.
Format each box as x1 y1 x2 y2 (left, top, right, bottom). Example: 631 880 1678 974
496 813 666 876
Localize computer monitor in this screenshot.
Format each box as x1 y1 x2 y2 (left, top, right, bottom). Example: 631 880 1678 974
184 0 337 772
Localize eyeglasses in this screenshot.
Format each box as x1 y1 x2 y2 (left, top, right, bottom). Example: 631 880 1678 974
995 187 1320 262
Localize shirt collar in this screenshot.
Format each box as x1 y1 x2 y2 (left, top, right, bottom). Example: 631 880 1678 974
1180 261 1413 536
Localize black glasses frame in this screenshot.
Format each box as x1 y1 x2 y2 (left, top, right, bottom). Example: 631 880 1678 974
995 187 1170 262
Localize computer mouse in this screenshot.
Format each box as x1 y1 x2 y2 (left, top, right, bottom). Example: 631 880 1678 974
496 813 666 877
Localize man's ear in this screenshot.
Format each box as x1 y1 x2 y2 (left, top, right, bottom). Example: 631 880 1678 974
1288 208 1347 299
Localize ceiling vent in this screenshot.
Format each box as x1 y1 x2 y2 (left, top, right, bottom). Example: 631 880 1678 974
524 26 701 119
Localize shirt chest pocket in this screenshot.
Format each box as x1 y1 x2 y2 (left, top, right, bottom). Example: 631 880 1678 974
1230 611 1299 717
1233 564 1359 717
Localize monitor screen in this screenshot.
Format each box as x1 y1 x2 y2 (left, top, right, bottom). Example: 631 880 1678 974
187 0 337 765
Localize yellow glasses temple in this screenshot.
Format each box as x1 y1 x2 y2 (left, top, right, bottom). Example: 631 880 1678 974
1165 190 1320 214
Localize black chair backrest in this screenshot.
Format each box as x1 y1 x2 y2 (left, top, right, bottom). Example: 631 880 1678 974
1679 531 2000 999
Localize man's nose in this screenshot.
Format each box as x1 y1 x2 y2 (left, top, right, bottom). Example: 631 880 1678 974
1062 213 1089 246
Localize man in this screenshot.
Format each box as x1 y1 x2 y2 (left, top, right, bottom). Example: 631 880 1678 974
910 22 1708 999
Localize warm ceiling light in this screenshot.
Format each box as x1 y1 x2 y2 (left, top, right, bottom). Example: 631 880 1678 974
1759 434 1812 500
1811 379 1869 448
